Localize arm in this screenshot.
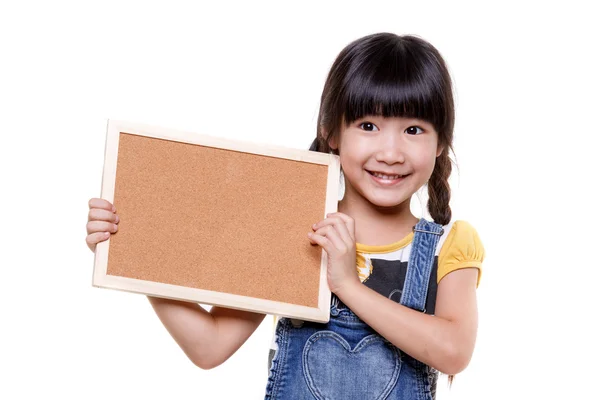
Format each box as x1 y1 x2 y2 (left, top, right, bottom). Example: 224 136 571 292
336 267 479 375
147 296 266 370
86 200 266 369
309 213 481 375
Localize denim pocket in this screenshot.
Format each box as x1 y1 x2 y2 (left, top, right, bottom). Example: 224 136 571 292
302 331 401 400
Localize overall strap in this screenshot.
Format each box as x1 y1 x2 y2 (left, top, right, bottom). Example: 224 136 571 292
399 218 444 312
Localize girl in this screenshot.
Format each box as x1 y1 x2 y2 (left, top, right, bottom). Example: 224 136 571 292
86 32 484 399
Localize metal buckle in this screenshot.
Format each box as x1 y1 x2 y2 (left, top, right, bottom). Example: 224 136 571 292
290 319 304 328
413 226 444 236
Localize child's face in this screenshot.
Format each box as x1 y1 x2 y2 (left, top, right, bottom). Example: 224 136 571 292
331 115 442 210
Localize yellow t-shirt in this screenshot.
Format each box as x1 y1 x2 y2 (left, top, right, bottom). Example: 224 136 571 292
356 219 484 289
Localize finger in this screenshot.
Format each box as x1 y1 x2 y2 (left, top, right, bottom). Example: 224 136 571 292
312 225 347 252
312 216 341 231
328 217 354 247
86 220 118 235
313 217 353 247
326 213 355 239
88 198 116 213
86 231 111 247
307 231 334 254
314 213 354 232
88 208 120 223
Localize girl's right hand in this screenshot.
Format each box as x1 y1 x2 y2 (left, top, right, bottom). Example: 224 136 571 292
86 197 119 253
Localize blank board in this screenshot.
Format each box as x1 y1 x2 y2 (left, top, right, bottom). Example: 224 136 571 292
92 120 340 322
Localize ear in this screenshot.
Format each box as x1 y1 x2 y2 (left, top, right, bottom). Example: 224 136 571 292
327 135 338 151
436 144 445 158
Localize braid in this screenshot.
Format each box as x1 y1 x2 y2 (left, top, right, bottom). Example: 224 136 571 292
427 147 453 226
427 146 457 387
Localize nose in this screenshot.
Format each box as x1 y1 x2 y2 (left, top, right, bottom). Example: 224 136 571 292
374 132 405 164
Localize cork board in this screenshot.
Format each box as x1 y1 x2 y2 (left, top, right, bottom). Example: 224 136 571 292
92 120 340 323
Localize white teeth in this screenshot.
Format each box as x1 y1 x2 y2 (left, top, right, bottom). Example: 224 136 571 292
372 172 402 180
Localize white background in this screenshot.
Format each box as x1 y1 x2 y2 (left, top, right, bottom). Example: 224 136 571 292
1 1 598 399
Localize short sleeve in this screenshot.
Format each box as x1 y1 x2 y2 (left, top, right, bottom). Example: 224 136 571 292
437 220 485 287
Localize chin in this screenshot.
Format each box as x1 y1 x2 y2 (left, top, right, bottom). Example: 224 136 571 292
366 196 409 210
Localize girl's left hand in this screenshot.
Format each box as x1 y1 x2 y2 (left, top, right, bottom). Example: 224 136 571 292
308 212 360 294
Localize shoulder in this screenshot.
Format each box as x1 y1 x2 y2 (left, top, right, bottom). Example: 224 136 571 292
436 220 485 287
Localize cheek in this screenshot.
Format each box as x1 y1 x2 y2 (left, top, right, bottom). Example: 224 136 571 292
340 156 363 176
414 149 438 175
339 143 368 169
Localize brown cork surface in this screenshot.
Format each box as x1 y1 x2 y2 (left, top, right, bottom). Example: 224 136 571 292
106 132 328 307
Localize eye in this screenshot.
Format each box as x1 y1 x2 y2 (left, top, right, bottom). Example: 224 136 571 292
406 126 424 135
359 122 379 132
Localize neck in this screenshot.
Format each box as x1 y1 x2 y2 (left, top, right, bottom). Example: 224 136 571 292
338 195 419 246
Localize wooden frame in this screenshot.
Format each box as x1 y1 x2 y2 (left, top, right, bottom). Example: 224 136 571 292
92 119 340 323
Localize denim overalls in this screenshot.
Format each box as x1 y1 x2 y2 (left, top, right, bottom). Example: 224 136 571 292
264 218 444 400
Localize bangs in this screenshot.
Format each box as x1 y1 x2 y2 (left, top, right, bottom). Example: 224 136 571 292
341 43 446 129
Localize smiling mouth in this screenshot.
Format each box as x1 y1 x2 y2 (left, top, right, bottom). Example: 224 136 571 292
367 170 409 180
